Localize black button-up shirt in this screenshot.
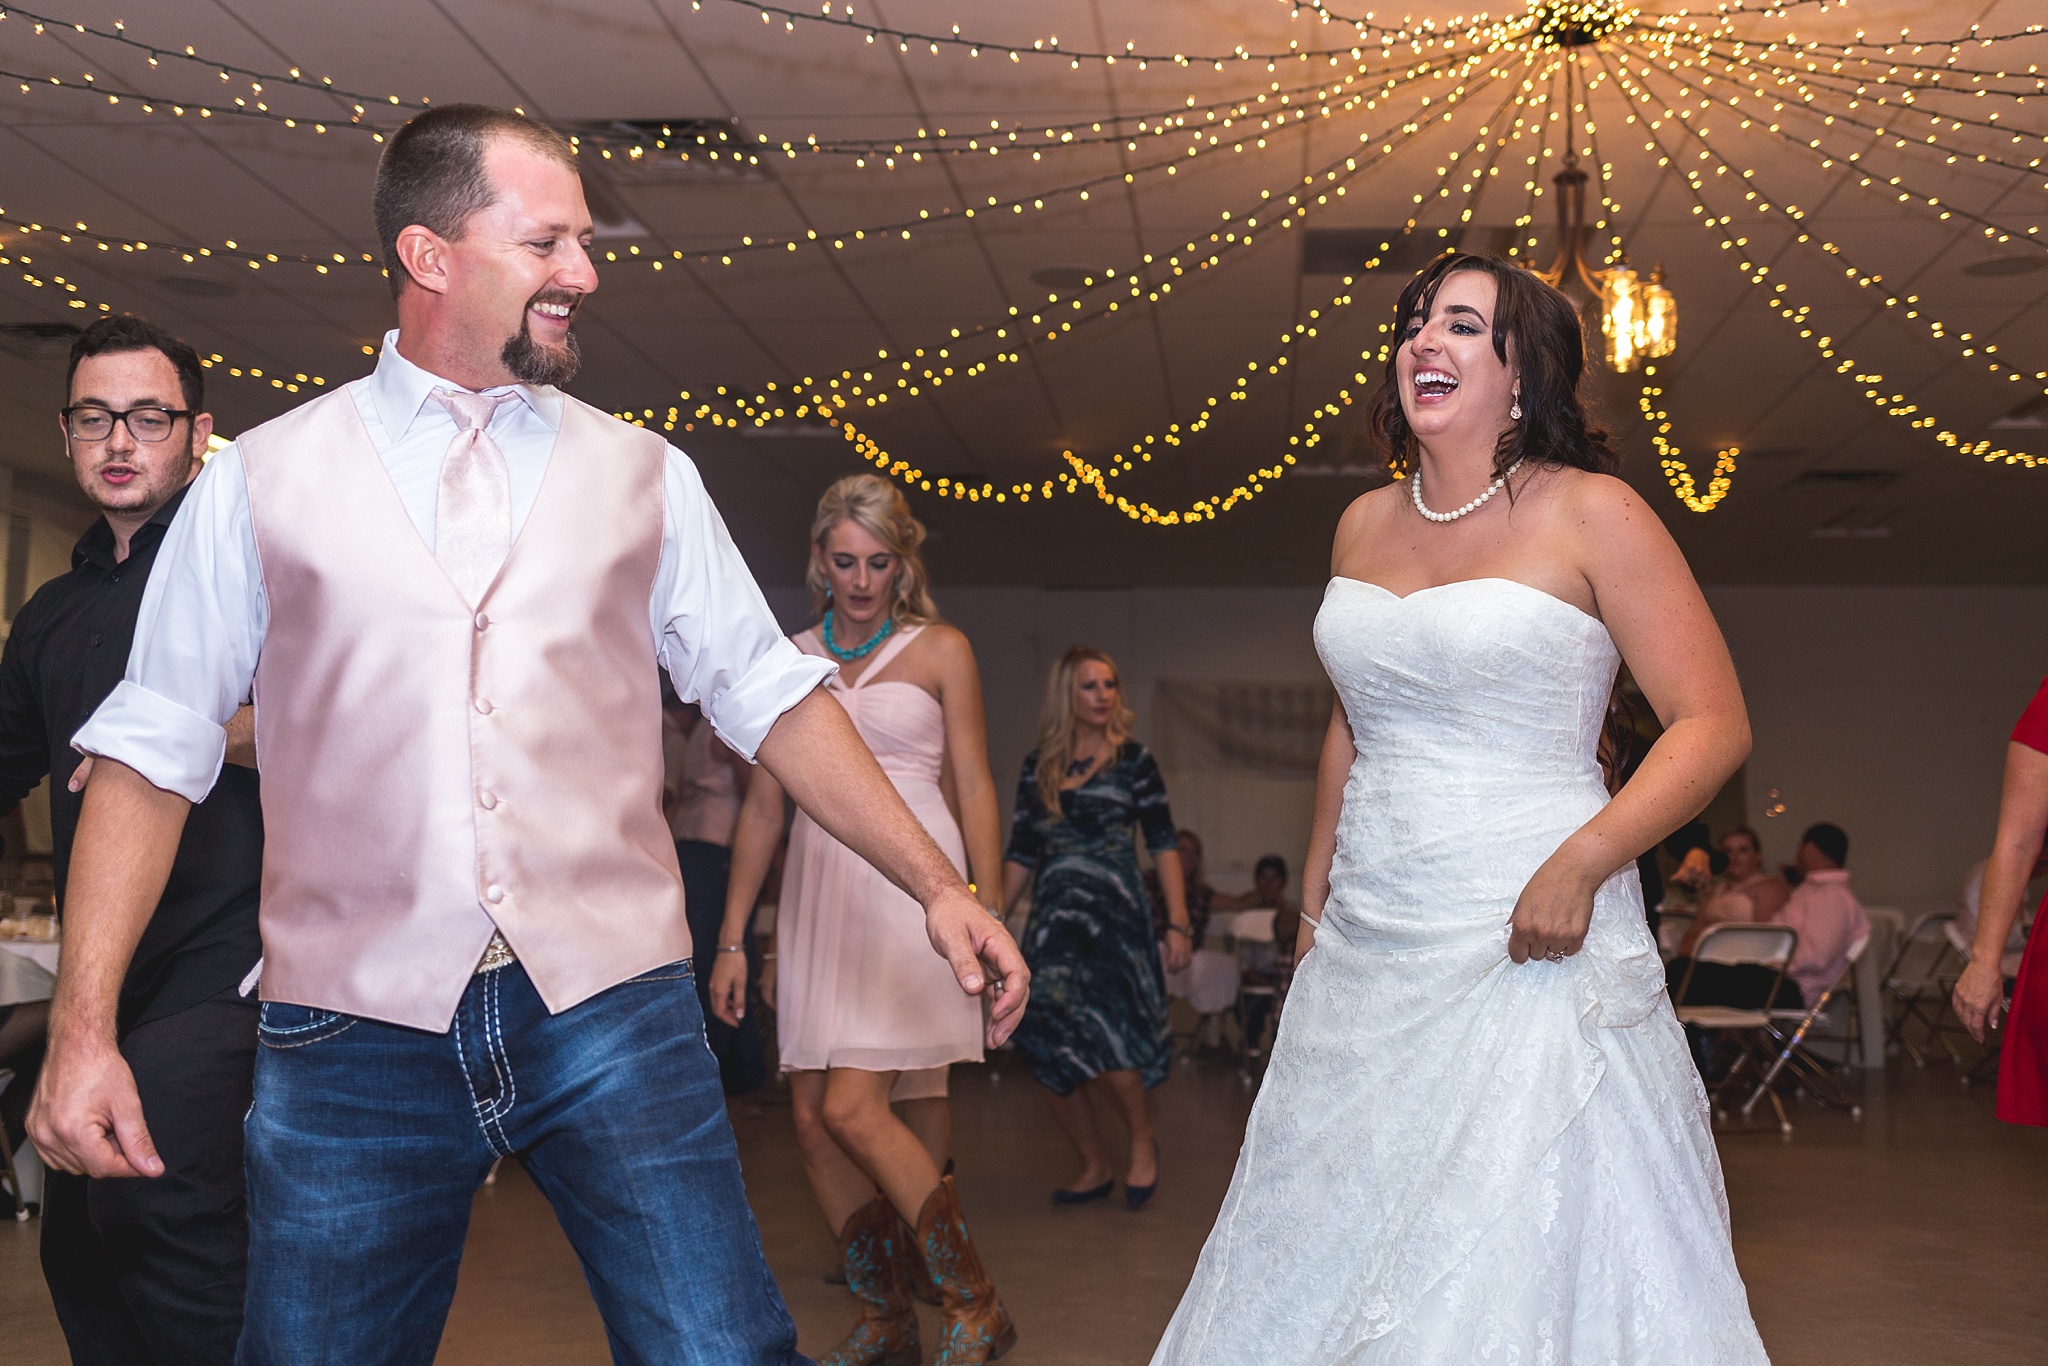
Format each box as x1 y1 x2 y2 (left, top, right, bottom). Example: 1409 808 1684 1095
0 485 262 1032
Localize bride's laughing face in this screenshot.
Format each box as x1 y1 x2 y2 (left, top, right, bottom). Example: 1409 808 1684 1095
1395 268 1519 448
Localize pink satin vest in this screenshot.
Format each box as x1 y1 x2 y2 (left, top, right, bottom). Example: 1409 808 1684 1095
238 388 688 1031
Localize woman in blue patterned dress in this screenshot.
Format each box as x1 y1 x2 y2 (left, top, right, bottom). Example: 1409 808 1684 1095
1002 646 1192 1209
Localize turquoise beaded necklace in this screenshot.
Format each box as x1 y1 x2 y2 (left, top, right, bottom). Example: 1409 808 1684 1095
821 607 896 662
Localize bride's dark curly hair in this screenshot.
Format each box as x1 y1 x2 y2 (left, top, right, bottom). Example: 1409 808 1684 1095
1367 252 1620 481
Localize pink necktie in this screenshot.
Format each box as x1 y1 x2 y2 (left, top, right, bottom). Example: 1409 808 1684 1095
432 389 513 605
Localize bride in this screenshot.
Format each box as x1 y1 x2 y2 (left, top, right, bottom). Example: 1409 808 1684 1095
1152 254 1770 1364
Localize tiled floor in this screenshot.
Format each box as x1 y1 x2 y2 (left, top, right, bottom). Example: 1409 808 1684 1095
4 1053 2044 1364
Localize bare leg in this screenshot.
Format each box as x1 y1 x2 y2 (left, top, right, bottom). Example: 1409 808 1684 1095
1041 1084 1113 1192
820 1068 946 1224
894 1095 952 1171
789 1070 889 1236
1095 1069 1157 1187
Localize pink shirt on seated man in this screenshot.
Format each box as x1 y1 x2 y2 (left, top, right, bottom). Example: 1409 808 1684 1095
1772 822 1869 1007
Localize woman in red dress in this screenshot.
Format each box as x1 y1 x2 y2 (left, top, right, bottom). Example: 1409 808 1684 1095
1954 676 2048 1124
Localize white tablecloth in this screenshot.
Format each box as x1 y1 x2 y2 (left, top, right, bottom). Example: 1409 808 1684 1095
0 939 58 1007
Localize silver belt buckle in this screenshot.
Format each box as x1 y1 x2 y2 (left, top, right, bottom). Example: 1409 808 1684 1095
475 930 518 975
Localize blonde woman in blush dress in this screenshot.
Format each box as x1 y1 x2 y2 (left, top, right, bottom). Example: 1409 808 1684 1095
1153 255 1769 1364
711 474 1015 1366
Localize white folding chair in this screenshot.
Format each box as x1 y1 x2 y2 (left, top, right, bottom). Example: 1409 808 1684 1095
0 1068 27 1220
1741 930 1870 1124
1671 924 1799 1133
1882 910 1967 1067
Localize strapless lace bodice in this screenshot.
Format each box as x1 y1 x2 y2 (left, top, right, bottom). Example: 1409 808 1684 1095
1152 577 1770 1366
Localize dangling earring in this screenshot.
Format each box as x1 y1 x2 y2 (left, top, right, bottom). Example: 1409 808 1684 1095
1509 387 1522 422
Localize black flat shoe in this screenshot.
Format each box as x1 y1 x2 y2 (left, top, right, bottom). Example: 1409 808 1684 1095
1124 1140 1160 1210
1051 1179 1114 1205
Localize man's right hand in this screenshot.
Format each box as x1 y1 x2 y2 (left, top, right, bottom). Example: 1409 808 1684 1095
27 1032 164 1179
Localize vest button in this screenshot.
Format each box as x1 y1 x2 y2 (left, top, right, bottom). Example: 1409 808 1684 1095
474 612 490 631
485 885 505 903
475 698 493 715
479 791 498 810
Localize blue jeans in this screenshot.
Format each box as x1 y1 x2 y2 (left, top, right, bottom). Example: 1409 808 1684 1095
239 961 806 1366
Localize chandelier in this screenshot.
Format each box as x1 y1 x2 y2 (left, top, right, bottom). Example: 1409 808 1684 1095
1531 60 1675 375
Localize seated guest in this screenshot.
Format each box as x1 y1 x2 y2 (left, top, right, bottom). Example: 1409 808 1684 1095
1227 855 1300 1058
1774 822 1870 1009
1955 838 2048 959
1151 831 1237 1034
1677 826 1793 957
1669 821 1866 1012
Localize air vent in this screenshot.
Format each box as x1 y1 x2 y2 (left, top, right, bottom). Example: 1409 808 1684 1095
156 275 237 299
1301 226 1518 276
737 417 842 441
1790 469 1900 489
563 118 766 184
1992 394 2047 430
0 321 82 347
1029 265 1100 293
1961 254 2046 279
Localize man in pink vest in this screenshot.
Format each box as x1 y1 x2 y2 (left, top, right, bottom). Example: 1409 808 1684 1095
30 104 1028 1364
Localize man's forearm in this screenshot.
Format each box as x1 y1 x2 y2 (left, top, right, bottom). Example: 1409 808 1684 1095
756 688 964 906
48 759 191 1043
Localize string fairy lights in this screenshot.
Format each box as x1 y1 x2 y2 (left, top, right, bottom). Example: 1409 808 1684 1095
8 0 2045 519
1597 45 2046 470
1 243 330 392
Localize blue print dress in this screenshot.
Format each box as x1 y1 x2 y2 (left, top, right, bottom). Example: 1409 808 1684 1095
1006 741 1178 1095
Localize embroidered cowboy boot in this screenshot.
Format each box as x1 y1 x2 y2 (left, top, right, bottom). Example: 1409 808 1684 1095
915 1176 1016 1366
893 1212 942 1307
821 1194 922 1366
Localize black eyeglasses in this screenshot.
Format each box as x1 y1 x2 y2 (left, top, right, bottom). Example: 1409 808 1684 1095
61 405 192 443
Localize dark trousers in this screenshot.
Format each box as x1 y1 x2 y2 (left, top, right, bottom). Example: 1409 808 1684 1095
42 989 257 1366
678 838 767 1095
1666 959 1806 1010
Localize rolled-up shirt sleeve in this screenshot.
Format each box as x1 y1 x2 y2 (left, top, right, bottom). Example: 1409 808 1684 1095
653 445 833 761
71 444 267 802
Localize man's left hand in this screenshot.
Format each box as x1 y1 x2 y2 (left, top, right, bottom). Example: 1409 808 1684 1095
925 885 1030 1047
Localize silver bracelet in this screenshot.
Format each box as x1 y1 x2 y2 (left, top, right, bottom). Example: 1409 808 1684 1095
716 944 746 955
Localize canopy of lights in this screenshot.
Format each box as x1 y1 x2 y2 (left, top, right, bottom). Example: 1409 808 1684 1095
1 0 2042 527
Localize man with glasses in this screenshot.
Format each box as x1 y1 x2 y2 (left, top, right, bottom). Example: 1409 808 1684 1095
4 314 262 1364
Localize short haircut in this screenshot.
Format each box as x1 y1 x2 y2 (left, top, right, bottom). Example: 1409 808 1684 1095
1255 854 1288 882
1800 822 1849 869
67 314 205 412
373 103 577 299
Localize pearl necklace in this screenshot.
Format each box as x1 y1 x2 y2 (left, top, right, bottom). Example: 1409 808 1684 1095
1410 459 1523 523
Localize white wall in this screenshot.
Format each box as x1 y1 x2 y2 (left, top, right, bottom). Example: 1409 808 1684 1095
768 583 2048 914
1708 587 2048 917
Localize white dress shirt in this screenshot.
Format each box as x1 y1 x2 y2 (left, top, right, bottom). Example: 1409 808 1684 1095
75 331 832 802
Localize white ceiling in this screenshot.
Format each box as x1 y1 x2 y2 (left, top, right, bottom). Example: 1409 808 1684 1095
1 0 2044 587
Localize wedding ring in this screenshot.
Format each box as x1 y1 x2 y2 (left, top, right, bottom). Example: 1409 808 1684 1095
1545 949 1567 962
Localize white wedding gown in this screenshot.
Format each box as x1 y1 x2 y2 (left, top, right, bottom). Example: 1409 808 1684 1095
1153 577 1770 1365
